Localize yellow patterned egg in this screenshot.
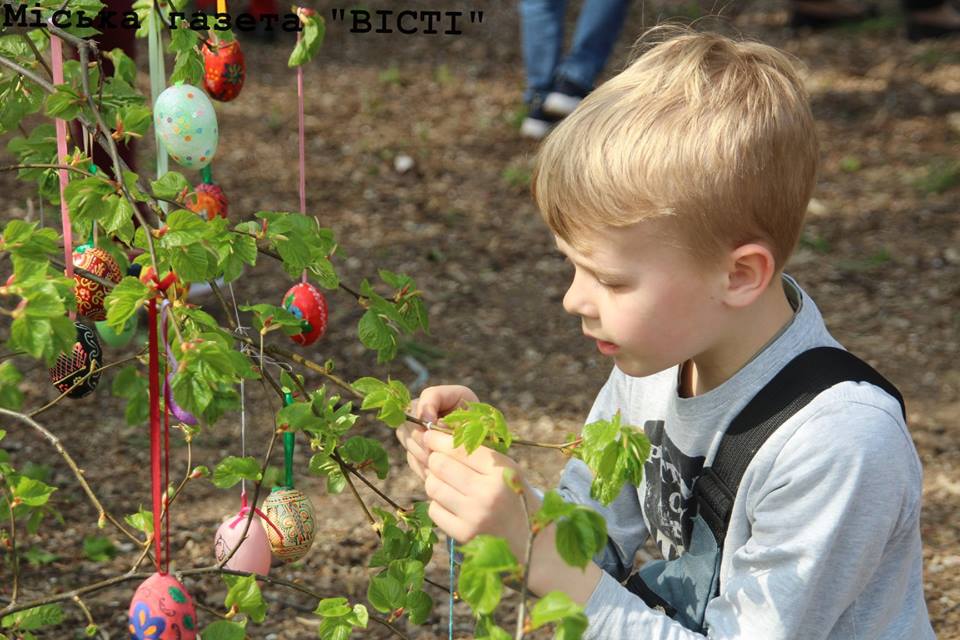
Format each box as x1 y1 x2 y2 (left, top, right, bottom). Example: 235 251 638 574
261 487 316 563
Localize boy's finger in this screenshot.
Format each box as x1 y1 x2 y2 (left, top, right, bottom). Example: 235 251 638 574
423 430 506 474
424 468 470 514
407 451 428 481
426 499 466 544
427 448 486 489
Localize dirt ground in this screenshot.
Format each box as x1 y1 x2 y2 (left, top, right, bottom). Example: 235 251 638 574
0 0 958 637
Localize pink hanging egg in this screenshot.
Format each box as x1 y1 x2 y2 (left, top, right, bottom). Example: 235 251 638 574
186 183 228 221
202 39 246 102
262 487 316 563
282 282 328 346
72 245 122 321
214 512 272 575
48 321 102 398
128 572 197 640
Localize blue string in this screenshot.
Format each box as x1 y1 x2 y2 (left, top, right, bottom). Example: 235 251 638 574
448 536 455 640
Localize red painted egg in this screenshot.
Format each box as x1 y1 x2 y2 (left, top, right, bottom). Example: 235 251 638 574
186 183 228 221
128 572 197 639
49 321 102 398
202 39 245 102
72 246 122 321
282 282 328 346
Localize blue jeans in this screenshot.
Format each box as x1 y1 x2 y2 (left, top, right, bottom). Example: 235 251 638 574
519 0 632 104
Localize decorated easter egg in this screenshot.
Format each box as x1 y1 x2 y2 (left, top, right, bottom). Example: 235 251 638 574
282 282 328 346
95 317 137 348
214 512 272 575
202 39 246 102
72 245 122 321
186 183 228 221
153 84 219 170
140 266 190 301
49 321 102 398
262 487 316 562
128 572 197 640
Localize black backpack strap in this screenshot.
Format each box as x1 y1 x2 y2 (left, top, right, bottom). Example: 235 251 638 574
695 346 905 545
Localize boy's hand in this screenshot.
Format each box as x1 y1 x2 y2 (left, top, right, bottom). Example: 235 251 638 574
396 385 479 481
421 429 539 562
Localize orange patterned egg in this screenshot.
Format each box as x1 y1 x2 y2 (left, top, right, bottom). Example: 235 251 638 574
185 183 228 221
72 246 122 321
202 39 245 102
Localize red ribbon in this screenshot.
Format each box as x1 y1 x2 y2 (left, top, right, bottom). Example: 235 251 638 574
148 298 163 572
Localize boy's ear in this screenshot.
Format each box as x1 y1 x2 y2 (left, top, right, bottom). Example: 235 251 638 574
722 243 778 308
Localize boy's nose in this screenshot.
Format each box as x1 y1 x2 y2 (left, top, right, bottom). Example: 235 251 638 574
562 275 598 319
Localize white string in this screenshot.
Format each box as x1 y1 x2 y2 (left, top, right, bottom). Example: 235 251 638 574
228 282 248 495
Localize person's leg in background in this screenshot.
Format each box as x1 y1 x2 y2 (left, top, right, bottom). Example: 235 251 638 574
519 0 568 139
545 0 631 118
903 0 960 40
789 0 960 39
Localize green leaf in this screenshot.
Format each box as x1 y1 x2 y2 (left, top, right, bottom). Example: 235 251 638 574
551 507 609 568
315 598 352 618
12 476 56 507
218 233 257 282
351 377 410 428
44 85 83 120
357 309 398 363
531 593 588 640
105 48 137 84
339 436 389 479
442 402 514 454
405 590 432 625
0 362 24 411
366 574 404 613
201 620 246 640
123 506 154 536
151 171 191 201
22 547 58 567
530 591 586 627
239 303 303 335
64 177 116 229
475 616 513 640
171 47 204 85
111 365 149 425
288 14 326 67
82 535 116 562
575 412 651 507
212 456 262 488
457 535 519 615
104 276 150 332
223 574 267 623
1 604 64 631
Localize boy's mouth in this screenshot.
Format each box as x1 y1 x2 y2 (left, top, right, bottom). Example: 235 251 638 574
596 339 619 355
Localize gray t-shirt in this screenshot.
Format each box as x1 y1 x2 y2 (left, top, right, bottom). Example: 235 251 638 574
554 274 934 639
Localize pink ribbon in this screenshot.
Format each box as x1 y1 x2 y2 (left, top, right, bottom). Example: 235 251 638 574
51 35 75 319
297 32 308 285
230 491 283 537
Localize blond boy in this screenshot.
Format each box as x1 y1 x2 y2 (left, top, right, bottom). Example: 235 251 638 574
397 29 934 638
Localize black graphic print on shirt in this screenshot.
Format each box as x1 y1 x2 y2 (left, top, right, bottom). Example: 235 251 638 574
641 420 706 560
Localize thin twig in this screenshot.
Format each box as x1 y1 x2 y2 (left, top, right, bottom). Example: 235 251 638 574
0 481 20 604
515 490 536 640
0 408 142 547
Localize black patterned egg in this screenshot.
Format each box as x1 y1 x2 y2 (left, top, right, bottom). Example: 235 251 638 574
48 321 102 398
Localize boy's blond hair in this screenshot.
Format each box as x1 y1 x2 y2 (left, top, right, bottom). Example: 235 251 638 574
532 27 819 273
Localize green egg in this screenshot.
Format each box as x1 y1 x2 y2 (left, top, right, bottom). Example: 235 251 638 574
95 318 137 348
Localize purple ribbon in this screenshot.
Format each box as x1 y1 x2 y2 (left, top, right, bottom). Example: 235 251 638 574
161 302 198 425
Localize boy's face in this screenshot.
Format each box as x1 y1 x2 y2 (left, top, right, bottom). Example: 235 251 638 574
554 221 729 378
